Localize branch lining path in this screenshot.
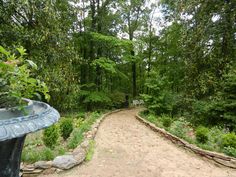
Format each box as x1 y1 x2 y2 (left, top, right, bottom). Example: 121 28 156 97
40 109 236 177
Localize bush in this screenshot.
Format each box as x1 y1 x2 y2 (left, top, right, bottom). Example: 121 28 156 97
169 118 190 139
195 126 209 144
161 115 172 128
223 147 236 157
110 91 126 108
221 133 236 149
41 147 54 161
60 119 73 140
43 125 59 149
77 112 85 119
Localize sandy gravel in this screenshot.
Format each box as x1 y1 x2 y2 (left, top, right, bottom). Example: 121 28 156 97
40 109 236 177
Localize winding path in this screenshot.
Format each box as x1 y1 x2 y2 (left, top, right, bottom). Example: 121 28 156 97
40 109 236 177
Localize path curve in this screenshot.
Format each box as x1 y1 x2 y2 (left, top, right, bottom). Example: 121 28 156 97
40 109 236 177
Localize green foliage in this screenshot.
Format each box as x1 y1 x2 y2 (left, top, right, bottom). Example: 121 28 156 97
43 125 59 149
0 46 49 108
60 118 74 140
85 140 95 161
223 147 236 158
110 91 126 108
77 112 85 119
221 133 236 149
190 69 236 129
68 111 101 149
195 126 209 144
90 32 132 50
67 129 84 149
41 147 54 161
79 85 112 110
161 115 172 128
141 71 175 115
21 147 55 163
169 118 191 139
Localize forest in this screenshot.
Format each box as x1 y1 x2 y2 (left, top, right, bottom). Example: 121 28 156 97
0 0 236 166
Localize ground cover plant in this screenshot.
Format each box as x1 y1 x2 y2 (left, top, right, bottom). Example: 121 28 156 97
140 111 236 158
22 111 101 163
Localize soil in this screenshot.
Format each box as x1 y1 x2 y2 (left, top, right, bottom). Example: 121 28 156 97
39 109 236 177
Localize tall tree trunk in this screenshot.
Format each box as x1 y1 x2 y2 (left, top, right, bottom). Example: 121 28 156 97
131 50 137 97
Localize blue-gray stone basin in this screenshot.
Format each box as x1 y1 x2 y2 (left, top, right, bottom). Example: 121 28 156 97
0 100 60 142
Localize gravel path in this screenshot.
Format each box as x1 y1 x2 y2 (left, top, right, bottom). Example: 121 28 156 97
40 109 236 177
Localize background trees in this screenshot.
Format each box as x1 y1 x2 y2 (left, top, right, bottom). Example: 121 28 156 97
1 0 235 129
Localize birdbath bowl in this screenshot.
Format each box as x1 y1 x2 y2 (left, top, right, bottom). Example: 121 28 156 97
0 100 60 177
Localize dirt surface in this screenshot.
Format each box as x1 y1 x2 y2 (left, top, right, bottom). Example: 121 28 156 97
40 109 236 177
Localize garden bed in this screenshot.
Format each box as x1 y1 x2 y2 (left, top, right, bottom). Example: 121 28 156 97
136 112 236 169
21 109 123 176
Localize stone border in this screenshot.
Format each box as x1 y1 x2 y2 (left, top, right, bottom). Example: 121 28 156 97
136 113 236 169
21 109 124 177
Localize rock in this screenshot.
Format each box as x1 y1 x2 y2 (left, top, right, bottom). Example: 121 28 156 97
87 133 93 139
42 167 56 175
52 155 78 170
23 174 39 177
73 147 86 164
20 162 24 170
23 169 43 176
24 164 35 170
65 151 73 155
80 140 90 149
56 168 64 173
34 161 52 169
213 157 236 168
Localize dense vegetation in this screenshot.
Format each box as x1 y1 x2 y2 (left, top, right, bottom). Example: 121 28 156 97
0 0 235 157
22 111 101 163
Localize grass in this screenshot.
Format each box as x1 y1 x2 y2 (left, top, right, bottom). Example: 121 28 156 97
85 140 95 161
140 111 236 158
22 111 102 163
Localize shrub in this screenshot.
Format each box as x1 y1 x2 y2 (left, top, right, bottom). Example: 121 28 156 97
67 129 83 149
21 148 40 163
221 133 236 149
161 115 172 128
41 147 54 161
85 140 95 161
223 147 236 157
110 91 126 108
0 46 50 108
74 118 84 128
140 72 175 115
169 118 190 139
77 112 85 119
195 126 209 144
60 119 73 140
43 125 59 149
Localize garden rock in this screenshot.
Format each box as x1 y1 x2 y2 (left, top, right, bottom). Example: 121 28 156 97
34 161 52 169
42 168 56 175
80 139 90 149
52 155 78 170
73 147 86 164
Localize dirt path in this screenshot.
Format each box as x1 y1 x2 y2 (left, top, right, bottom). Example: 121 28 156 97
40 109 236 177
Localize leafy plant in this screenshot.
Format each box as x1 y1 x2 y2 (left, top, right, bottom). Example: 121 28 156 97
195 126 209 144
223 147 236 157
141 71 174 115
60 118 74 140
0 46 49 108
221 133 236 149
161 115 173 128
43 125 59 149
169 118 190 139
85 140 95 161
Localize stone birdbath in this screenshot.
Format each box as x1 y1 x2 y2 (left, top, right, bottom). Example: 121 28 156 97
0 99 60 177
